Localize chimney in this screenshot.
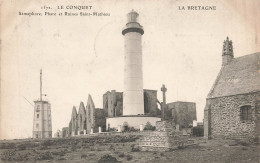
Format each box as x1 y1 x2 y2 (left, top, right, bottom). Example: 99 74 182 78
222 37 234 66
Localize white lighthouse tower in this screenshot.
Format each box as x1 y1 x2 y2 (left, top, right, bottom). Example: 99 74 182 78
122 10 144 115
106 10 161 131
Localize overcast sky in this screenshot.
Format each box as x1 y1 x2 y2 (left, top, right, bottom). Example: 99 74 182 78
1 0 259 139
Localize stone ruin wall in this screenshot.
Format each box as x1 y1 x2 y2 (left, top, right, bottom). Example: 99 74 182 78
206 92 260 141
103 91 123 118
143 90 158 116
94 109 106 132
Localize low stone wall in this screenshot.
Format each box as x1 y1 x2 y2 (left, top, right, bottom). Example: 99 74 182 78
156 121 176 132
138 121 194 151
139 131 189 151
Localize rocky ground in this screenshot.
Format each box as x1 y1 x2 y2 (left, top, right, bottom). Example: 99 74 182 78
0 135 259 163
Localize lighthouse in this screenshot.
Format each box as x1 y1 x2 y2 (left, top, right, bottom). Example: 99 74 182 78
106 10 161 130
122 10 144 116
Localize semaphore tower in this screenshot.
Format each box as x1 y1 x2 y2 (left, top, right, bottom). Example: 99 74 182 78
32 69 52 138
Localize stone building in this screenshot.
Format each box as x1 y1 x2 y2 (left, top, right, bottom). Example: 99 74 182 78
167 101 197 129
68 95 106 135
33 100 52 138
86 95 106 133
32 70 52 139
204 37 260 140
69 106 78 135
62 127 69 138
77 102 86 134
54 129 62 138
86 95 95 133
103 89 159 118
103 90 123 117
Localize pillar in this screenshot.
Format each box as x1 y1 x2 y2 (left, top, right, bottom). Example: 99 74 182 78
98 126 102 133
140 124 144 131
118 125 122 132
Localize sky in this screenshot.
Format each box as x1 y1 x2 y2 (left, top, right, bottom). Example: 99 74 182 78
1 0 259 139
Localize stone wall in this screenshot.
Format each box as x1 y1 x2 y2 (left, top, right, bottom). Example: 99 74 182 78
106 116 161 130
62 127 69 138
77 102 86 132
143 89 158 116
94 108 106 132
103 90 123 118
204 92 260 140
138 121 192 151
33 101 52 138
70 106 78 134
86 95 95 134
155 121 176 132
203 101 210 138
103 89 158 118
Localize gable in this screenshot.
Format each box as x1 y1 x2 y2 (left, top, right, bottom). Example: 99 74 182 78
208 52 260 98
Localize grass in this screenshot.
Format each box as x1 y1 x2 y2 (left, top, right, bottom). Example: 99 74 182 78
118 152 125 157
126 154 133 161
0 135 259 162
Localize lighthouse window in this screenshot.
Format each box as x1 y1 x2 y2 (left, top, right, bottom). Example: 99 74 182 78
36 123 39 128
36 105 40 112
37 114 39 118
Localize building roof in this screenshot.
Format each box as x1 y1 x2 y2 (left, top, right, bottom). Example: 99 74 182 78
208 52 260 98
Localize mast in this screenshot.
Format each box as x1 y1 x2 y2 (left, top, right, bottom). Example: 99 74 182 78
40 69 44 137
40 69 42 101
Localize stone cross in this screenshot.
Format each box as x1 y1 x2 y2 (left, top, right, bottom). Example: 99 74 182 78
161 84 167 120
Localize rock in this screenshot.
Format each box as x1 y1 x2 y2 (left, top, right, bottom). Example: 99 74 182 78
98 154 118 163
